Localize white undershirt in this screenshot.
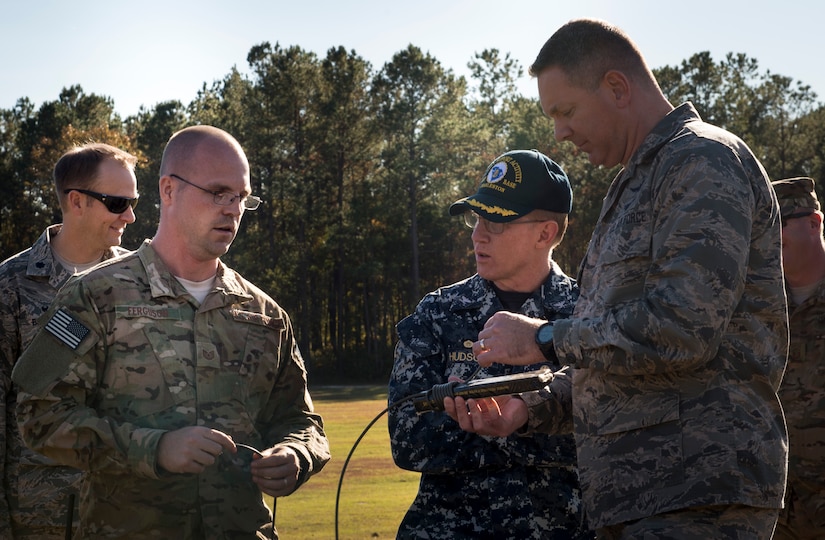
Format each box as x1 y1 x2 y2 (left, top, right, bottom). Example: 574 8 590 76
789 279 822 307
176 275 216 304
53 251 103 275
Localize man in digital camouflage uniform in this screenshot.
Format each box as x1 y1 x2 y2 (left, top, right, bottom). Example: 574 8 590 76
12 125 330 539
0 143 138 539
771 176 825 540
455 19 788 539
388 149 592 539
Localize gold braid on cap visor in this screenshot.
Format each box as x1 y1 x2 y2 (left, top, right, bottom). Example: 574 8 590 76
466 198 519 218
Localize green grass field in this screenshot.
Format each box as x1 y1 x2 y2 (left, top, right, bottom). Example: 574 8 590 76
273 385 420 539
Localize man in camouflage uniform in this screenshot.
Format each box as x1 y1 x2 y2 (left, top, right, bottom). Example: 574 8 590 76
12 126 330 539
0 143 138 539
456 20 788 539
389 150 592 539
771 176 825 540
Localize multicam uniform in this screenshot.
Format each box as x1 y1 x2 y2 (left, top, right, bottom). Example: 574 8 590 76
0 224 127 539
389 266 591 539
11 240 330 539
775 279 825 539
524 103 789 531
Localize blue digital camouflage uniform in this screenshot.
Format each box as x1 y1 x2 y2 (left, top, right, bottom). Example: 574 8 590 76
11 240 330 539
0 224 128 539
389 264 591 539
775 279 825 539
522 103 789 531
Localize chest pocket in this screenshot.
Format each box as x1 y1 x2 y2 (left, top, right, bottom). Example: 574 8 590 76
98 306 194 425
225 310 285 415
585 188 654 308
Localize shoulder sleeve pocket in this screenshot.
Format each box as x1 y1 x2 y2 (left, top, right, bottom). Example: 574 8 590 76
12 309 99 395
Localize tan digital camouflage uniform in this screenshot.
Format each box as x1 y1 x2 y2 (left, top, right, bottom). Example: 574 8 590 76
11 240 330 539
0 224 128 539
775 279 825 539
523 103 789 531
389 266 592 539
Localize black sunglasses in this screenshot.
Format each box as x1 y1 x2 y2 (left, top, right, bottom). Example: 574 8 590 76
64 188 139 214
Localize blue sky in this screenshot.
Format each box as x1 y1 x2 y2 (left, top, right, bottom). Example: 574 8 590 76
1 0 821 117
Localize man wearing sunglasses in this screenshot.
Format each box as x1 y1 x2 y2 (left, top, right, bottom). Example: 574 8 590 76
12 125 330 539
388 150 591 538
771 176 825 540
0 142 138 539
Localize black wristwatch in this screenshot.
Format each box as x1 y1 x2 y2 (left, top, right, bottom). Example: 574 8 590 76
535 322 555 360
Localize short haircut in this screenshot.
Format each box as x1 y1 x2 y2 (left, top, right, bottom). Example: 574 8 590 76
159 125 244 178
529 18 657 91
530 209 569 249
54 143 138 204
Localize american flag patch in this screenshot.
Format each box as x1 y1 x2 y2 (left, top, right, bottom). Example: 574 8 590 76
45 308 90 350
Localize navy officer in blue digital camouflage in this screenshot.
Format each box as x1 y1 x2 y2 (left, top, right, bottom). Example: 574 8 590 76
389 149 592 539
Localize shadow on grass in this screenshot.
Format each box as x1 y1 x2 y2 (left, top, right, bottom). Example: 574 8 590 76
310 384 387 402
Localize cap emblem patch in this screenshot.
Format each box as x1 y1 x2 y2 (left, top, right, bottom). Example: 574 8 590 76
487 162 508 184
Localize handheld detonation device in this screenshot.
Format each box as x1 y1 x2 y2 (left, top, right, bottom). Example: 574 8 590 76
335 366 560 538
412 366 555 413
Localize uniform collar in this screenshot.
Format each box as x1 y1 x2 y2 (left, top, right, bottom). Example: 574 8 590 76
27 224 124 289
137 240 253 307
448 261 576 315
624 102 700 176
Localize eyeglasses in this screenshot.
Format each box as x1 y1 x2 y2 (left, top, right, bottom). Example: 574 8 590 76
462 211 550 235
169 173 262 211
781 211 814 227
64 188 139 214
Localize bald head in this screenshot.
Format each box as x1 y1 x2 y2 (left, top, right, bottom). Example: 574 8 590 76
152 125 252 278
160 125 248 178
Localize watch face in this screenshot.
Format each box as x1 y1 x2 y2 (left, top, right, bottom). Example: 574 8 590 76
538 323 554 343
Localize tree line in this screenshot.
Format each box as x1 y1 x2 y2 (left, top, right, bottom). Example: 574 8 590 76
1 44 823 382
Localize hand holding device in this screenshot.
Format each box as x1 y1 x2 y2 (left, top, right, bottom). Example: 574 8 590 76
412 367 554 413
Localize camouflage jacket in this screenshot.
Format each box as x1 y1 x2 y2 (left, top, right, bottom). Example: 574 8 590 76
11 240 330 539
538 103 788 529
389 266 589 538
779 277 825 530
0 224 127 538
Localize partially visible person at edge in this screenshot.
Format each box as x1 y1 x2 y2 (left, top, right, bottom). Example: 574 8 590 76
389 149 593 539
447 19 788 539
770 176 825 540
11 125 330 539
0 142 139 539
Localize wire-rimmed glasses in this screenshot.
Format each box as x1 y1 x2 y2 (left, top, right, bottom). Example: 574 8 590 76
462 211 549 234
169 173 262 210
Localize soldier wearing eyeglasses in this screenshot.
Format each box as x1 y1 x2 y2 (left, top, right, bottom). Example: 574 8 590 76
0 142 138 539
12 126 330 538
388 150 592 539
771 177 825 540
